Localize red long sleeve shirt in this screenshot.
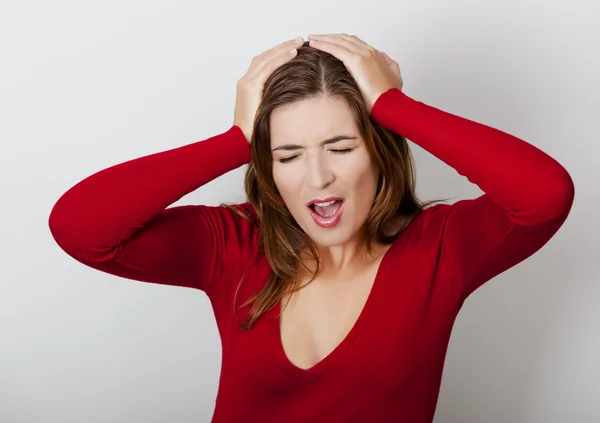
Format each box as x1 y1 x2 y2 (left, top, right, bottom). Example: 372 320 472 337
48 88 575 422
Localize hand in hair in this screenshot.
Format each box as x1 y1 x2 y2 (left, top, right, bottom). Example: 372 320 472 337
233 37 305 144
306 33 403 113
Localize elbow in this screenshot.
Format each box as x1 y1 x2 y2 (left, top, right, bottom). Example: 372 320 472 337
48 201 82 257
538 165 575 222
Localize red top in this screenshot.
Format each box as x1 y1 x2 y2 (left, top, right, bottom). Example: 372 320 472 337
49 88 575 422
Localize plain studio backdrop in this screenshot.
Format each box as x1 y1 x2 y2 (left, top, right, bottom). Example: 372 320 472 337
1 1 598 422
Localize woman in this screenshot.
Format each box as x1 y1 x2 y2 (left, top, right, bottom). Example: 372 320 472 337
49 34 575 422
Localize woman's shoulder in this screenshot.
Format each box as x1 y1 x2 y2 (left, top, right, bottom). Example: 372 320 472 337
230 201 260 223
383 201 450 238
189 201 261 257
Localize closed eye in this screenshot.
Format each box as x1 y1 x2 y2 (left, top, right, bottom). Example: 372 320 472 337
278 148 353 164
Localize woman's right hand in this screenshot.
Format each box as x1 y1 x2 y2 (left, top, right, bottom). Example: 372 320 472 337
233 36 305 144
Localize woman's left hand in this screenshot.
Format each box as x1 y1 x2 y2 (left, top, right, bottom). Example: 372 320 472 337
307 33 403 113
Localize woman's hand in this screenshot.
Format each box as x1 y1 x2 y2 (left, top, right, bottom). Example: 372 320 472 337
234 37 305 144
307 33 403 113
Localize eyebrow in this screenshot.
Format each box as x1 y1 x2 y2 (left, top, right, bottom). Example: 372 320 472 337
271 135 358 152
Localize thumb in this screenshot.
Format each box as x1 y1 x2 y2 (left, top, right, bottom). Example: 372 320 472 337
379 50 393 66
379 50 402 78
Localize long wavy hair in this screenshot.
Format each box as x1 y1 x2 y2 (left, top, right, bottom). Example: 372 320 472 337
222 44 448 330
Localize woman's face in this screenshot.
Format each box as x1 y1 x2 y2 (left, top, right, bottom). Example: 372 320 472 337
270 96 380 248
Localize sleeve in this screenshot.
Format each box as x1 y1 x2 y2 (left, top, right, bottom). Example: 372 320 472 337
370 88 575 301
48 125 254 295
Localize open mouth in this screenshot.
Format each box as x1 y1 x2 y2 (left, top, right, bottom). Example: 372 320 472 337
308 200 345 228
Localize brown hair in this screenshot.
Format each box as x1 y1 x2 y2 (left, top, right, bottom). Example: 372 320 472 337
222 45 449 330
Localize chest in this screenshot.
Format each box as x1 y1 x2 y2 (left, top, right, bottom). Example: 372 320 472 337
278 259 382 370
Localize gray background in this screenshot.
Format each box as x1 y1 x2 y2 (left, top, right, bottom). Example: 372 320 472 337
1 0 598 422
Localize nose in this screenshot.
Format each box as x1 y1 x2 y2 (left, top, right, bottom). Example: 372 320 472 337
306 151 334 189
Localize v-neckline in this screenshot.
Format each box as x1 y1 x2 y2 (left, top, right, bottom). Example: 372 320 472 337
266 236 402 379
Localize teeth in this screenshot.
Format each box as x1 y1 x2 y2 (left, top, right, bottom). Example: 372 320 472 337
313 200 338 207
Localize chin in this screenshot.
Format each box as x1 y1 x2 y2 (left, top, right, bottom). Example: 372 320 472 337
309 232 348 248
304 220 356 247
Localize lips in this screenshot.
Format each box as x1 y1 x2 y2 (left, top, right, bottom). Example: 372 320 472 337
306 196 344 207
307 199 345 228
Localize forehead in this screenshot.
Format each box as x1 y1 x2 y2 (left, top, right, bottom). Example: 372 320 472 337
270 96 357 148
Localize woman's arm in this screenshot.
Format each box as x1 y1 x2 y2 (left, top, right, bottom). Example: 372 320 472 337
371 88 575 300
48 125 253 296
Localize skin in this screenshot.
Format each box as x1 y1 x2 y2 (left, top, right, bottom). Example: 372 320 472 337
267 33 405 368
267 33 403 281
270 95 382 278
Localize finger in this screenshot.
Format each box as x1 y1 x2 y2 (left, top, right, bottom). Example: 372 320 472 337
308 33 371 52
308 33 364 47
253 37 303 67
255 46 298 80
266 37 304 58
379 50 400 72
379 50 393 66
307 38 354 63
247 37 302 78
275 37 304 52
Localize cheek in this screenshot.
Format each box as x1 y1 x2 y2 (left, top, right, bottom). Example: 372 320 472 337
342 155 378 190
346 166 380 215
272 166 302 202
